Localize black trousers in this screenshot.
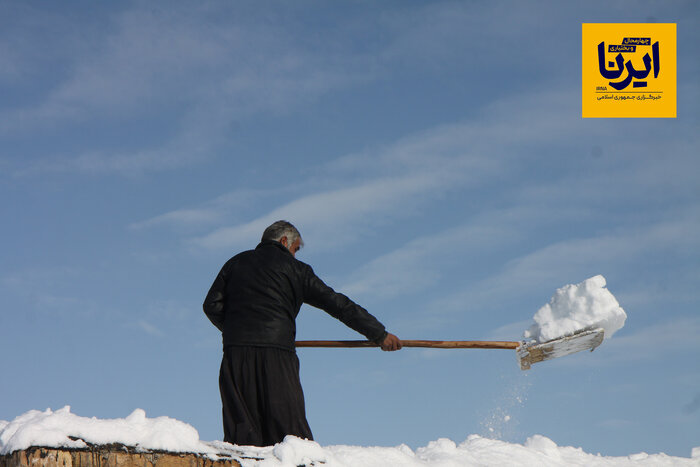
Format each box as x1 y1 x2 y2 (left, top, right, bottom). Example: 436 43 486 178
219 346 313 446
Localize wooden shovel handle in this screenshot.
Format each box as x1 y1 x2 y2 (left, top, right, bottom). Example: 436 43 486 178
295 340 520 349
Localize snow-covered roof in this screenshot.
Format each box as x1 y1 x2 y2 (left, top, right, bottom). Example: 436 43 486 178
1 407 697 466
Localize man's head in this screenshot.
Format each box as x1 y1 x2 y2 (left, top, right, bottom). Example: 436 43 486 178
261 220 304 257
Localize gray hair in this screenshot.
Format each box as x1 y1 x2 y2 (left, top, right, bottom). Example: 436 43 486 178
261 220 304 248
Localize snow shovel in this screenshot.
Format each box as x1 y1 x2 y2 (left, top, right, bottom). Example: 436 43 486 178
296 328 604 370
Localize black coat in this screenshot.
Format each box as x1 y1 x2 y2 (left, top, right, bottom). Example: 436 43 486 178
203 240 387 351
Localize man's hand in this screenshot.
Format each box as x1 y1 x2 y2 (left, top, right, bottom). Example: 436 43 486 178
380 333 402 351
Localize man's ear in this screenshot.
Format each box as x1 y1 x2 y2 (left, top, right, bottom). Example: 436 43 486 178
279 236 288 247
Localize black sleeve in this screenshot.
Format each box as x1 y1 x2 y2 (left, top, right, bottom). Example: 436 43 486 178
303 266 387 343
203 265 228 332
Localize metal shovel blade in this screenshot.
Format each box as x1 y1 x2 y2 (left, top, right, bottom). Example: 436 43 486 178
517 328 605 370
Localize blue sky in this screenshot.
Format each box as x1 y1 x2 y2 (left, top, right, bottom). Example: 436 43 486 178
1 0 698 458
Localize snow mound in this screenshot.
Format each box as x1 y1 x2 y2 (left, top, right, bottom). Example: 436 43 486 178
524 275 627 343
0 406 216 456
273 436 328 465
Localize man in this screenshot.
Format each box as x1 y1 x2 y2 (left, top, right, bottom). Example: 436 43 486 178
203 220 401 447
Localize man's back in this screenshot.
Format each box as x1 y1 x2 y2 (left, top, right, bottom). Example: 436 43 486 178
204 240 387 351
205 240 307 350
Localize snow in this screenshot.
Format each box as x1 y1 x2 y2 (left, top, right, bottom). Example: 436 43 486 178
0 406 217 456
1 407 698 466
524 275 627 343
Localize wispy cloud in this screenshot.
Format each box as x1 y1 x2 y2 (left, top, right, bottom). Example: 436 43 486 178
2 3 379 176
192 173 454 251
185 89 592 252
129 188 288 231
132 75 700 273
341 223 516 300
4 4 363 128
129 299 200 338
14 141 209 177
130 206 223 231
2 2 604 178
1 266 101 319
134 319 164 337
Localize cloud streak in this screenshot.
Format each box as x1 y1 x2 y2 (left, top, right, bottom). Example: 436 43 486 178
341 222 516 300
2 2 607 178
184 88 593 252
192 172 456 251
129 188 289 231
425 211 700 317
2 3 379 176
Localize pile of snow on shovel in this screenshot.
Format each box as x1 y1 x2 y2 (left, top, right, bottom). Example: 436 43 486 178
524 275 627 343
